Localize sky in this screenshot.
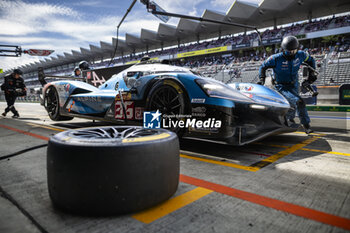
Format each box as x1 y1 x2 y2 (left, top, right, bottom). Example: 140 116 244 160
0 0 261 71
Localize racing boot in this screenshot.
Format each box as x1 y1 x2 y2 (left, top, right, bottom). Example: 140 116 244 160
303 123 313 134
12 113 19 118
1 112 6 117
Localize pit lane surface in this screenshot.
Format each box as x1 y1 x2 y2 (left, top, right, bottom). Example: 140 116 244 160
0 102 350 233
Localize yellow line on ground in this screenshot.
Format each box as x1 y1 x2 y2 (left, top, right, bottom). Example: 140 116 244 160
254 142 288 148
256 136 320 164
295 131 326 136
27 122 65 132
180 154 259 172
185 136 320 171
301 148 350 157
132 187 213 224
255 140 350 157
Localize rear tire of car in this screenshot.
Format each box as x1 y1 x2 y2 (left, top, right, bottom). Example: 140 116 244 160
45 87 74 121
47 126 179 216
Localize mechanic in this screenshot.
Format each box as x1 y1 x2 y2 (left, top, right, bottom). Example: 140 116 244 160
1 69 27 118
78 61 90 70
258 36 317 134
73 67 81 77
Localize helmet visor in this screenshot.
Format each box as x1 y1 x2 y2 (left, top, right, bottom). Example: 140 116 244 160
285 49 297 56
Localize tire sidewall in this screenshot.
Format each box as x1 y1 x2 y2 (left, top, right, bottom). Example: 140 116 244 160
47 127 179 215
146 79 190 136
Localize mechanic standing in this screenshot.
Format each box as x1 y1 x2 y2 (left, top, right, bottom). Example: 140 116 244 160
1 69 27 118
258 36 317 134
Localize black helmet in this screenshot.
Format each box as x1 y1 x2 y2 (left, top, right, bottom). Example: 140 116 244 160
13 69 23 75
140 55 151 62
281 36 299 51
78 61 90 70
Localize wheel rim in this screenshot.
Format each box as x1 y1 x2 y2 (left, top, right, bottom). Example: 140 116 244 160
148 85 185 116
70 126 161 139
46 88 59 117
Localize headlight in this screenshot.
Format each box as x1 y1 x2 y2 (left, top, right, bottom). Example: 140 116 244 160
195 78 253 102
250 104 267 110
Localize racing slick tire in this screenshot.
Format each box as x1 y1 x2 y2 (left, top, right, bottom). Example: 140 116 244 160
146 79 190 137
45 87 74 121
47 126 179 216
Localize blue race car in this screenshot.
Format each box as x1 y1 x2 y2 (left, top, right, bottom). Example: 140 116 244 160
41 60 295 145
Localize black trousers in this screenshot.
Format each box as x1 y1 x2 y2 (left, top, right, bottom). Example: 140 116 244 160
4 94 18 115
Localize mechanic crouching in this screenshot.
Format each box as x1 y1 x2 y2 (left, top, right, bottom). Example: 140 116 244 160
1 69 27 118
258 36 317 134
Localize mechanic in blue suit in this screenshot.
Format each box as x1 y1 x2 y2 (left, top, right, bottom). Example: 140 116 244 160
258 36 317 134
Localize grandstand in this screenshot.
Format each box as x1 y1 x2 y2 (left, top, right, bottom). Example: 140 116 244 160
1 0 350 100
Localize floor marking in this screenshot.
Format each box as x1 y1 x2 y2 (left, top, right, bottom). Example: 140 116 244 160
249 136 320 169
133 187 213 224
301 148 350 157
180 154 259 172
2 123 350 230
295 131 326 136
180 175 350 231
182 136 320 171
255 142 350 157
27 122 65 132
253 142 289 148
0 124 49 141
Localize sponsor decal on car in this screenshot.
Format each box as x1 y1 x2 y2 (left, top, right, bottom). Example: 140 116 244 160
115 101 134 120
244 85 254 91
115 92 132 101
91 71 106 86
135 107 144 120
64 84 70 92
76 96 102 102
192 107 206 117
191 98 206 103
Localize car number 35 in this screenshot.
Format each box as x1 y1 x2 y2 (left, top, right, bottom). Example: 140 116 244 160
115 101 134 119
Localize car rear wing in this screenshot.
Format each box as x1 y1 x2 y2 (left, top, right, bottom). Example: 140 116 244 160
38 67 84 87
38 64 132 88
81 64 132 88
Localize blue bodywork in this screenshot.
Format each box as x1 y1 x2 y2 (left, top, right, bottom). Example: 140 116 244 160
42 63 294 145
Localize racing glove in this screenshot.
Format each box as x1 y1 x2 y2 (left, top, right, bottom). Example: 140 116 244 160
307 71 317 84
15 88 27 97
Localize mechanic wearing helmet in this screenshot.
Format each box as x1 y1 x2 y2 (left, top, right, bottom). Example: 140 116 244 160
258 36 317 134
78 61 90 71
1 69 27 118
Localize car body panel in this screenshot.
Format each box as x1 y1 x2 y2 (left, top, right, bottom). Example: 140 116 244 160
41 62 295 145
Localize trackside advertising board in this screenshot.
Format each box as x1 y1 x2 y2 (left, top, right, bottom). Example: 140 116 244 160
176 46 229 58
339 84 350 105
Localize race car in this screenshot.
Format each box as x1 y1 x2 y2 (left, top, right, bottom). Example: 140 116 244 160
40 59 296 145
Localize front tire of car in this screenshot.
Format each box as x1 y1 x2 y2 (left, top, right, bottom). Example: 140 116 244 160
45 87 73 121
146 79 190 137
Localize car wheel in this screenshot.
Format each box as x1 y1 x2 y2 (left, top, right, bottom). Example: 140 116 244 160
47 126 179 216
146 79 190 137
45 87 73 121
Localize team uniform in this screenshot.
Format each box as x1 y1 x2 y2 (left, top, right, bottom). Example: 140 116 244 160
259 50 316 127
1 73 26 117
